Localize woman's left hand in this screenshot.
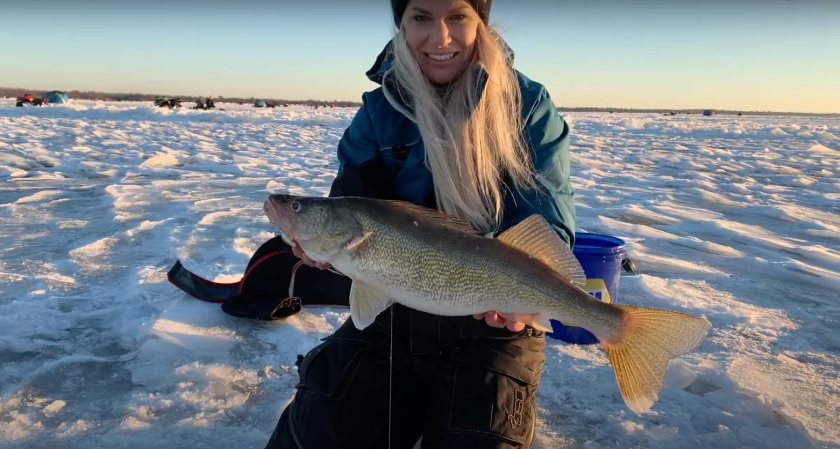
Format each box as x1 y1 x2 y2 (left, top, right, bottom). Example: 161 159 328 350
473 311 537 332
291 240 333 270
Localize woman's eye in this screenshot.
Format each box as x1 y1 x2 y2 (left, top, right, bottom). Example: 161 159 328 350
413 14 429 22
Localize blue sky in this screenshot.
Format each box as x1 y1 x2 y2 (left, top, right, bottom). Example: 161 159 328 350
1 0 838 113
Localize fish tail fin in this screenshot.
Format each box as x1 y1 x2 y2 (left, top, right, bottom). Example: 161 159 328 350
602 304 711 414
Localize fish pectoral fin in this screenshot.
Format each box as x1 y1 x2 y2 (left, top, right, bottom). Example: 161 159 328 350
496 215 587 286
498 312 555 332
345 231 373 251
602 305 712 414
349 281 393 330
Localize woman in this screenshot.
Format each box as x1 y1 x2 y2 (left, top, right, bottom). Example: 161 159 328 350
266 0 575 447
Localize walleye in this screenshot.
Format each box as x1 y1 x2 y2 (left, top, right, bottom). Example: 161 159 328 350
263 194 711 414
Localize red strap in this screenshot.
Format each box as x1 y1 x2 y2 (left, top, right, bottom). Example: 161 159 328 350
237 250 293 295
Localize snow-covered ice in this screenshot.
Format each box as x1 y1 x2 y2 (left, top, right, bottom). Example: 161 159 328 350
1 99 838 448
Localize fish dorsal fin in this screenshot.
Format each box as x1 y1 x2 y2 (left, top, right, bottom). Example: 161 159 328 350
497 215 587 285
385 200 481 235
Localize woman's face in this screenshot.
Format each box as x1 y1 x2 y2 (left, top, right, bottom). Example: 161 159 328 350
401 0 480 85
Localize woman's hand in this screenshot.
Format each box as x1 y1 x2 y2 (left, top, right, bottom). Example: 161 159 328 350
473 311 537 332
292 242 333 270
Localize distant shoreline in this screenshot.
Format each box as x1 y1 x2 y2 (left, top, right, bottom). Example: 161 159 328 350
2 86 837 117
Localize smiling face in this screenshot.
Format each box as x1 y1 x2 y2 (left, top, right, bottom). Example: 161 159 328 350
400 0 480 85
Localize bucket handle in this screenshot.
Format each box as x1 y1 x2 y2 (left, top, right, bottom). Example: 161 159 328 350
621 256 637 274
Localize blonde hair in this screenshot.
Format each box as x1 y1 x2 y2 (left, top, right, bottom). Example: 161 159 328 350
382 20 536 235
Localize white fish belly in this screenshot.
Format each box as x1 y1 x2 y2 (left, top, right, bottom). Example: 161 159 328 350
390 291 490 316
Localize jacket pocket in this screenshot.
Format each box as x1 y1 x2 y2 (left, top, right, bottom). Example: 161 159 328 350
447 342 545 445
448 362 539 445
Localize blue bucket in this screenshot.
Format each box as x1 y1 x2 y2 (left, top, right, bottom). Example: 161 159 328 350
546 232 628 344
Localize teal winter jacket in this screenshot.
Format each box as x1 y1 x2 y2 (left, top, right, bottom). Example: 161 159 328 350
328 41 576 247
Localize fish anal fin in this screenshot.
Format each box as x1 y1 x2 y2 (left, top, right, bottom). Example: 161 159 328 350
602 305 712 414
384 200 481 235
349 280 392 330
497 215 587 285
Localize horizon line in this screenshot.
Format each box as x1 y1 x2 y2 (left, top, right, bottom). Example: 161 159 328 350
2 85 838 117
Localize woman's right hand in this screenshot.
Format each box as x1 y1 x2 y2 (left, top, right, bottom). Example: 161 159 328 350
292 242 333 270
473 311 531 332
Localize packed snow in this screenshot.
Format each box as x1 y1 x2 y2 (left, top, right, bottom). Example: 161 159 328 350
1 98 838 448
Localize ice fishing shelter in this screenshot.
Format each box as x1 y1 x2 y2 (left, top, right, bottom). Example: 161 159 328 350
254 100 267 108
45 91 69 104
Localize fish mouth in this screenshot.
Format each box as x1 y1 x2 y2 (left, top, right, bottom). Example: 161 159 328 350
264 194 297 243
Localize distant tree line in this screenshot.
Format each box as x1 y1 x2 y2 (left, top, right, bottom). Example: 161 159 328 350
0 86 363 108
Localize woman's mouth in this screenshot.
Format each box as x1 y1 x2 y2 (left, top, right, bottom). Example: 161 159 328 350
425 52 457 62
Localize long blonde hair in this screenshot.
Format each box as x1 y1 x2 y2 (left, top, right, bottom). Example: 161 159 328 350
382 21 536 235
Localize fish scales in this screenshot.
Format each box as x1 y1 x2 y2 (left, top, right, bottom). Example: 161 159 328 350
347 203 624 334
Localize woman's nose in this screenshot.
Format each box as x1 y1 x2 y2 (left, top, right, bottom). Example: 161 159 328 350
429 20 452 47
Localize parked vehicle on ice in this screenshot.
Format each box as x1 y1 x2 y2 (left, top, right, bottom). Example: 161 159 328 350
16 94 48 107
155 97 182 109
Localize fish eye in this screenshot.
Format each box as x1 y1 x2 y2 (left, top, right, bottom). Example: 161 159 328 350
290 201 302 212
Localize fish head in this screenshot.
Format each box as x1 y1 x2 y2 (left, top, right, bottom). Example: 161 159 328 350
264 194 363 261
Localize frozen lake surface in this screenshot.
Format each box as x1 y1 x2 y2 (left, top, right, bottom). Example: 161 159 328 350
1 99 838 448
